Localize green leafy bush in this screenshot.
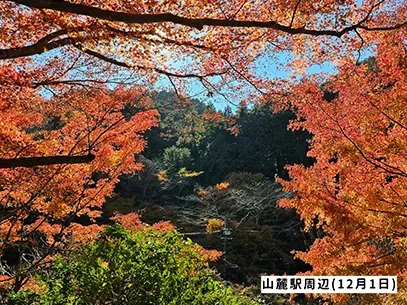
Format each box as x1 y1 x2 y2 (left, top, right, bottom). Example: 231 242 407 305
9 225 257 305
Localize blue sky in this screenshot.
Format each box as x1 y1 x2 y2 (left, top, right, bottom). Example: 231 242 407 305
155 47 339 111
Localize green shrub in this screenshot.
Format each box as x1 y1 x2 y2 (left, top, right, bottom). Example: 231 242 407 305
9 225 258 305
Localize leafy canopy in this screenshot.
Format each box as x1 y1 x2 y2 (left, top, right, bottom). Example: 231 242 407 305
279 34 407 304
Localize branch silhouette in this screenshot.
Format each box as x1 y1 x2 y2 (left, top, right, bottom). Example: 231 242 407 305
0 154 95 168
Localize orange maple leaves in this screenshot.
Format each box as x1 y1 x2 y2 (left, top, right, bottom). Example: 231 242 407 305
0 85 158 290
279 34 407 303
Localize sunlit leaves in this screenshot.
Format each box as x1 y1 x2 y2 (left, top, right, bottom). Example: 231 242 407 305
206 218 224 233
280 36 407 304
0 86 158 290
7 225 248 305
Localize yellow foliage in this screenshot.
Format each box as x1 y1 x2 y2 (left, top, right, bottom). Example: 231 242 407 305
100 261 109 269
206 218 224 233
111 151 122 166
197 188 208 197
156 170 168 182
215 182 230 191
178 167 203 177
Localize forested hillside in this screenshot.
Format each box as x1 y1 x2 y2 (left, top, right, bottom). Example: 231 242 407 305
113 91 314 285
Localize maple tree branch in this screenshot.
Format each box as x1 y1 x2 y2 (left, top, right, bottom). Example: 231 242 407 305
358 21 407 32
0 26 90 60
200 78 238 106
0 25 124 60
224 59 265 96
366 98 407 131
11 156 128 289
337 125 407 178
4 151 126 288
33 78 139 87
366 208 407 218
316 103 407 178
231 0 249 20
289 0 302 28
356 0 385 26
74 44 225 79
355 29 364 66
10 139 142 288
0 154 95 168
105 24 213 51
166 75 180 97
0 36 76 60
0 162 67 225
10 0 407 37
